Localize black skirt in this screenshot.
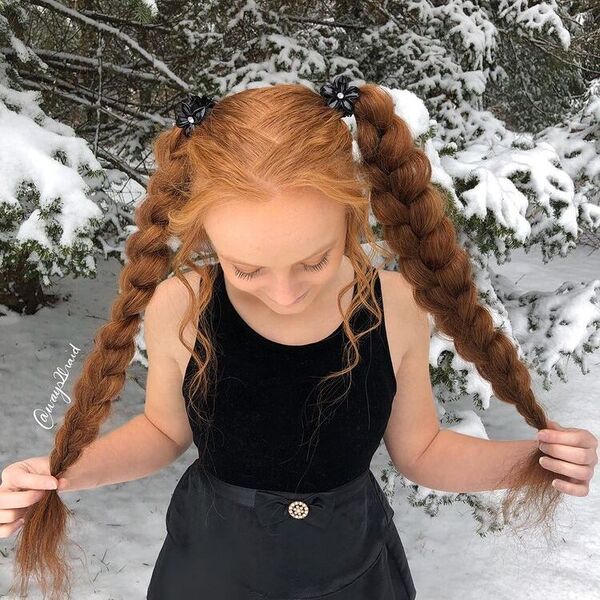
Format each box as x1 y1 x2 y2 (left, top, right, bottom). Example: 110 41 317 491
146 459 417 599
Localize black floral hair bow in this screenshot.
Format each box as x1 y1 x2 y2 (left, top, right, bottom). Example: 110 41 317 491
319 74 360 117
174 93 216 137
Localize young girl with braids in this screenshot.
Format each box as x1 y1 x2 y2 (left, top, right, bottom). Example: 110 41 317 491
1 75 598 600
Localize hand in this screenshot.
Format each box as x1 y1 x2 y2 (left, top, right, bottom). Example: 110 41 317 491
537 419 599 497
0 456 67 538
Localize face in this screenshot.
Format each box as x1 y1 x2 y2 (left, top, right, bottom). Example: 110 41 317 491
203 187 347 315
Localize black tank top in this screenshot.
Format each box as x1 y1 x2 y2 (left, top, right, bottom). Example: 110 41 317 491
182 261 397 492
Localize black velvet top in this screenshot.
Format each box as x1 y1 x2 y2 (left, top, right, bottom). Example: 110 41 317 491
182 261 397 492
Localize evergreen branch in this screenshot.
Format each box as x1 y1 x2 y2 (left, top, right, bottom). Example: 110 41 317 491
20 70 166 124
78 9 170 33
20 77 141 128
28 0 190 90
94 146 149 188
281 14 368 30
0 47 175 85
507 38 547 117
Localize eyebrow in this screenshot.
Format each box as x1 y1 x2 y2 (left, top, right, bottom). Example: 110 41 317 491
221 241 335 268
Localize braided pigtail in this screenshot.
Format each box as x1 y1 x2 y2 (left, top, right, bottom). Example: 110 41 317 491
12 127 191 600
353 83 562 534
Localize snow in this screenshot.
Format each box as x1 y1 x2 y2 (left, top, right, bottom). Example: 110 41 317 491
1 245 598 599
498 0 571 50
0 86 103 248
442 136 579 239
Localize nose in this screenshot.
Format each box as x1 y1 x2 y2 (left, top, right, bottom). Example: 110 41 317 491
267 278 307 306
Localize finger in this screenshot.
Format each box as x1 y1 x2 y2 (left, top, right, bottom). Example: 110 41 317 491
0 517 25 538
537 428 595 448
551 477 590 497
539 455 594 482
0 489 47 509
539 442 597 466
2 472 58 492
0 506 27 525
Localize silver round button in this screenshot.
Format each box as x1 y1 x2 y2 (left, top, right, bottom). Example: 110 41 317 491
288 500 309 519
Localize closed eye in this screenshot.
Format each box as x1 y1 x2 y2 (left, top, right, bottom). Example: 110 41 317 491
233 252 330 281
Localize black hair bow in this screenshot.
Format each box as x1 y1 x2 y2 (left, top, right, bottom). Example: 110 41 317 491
174 93 216 137
319 74 360 117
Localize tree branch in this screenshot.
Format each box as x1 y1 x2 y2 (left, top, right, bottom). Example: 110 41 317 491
21 70 167 124
281 14 368 30
94 146 149 188
20 77 142 128
78 9 171 33
29 0 190 90
1 47 175 85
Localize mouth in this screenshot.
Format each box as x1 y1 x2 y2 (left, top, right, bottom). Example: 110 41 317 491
271 290 308 307
292 290 309 304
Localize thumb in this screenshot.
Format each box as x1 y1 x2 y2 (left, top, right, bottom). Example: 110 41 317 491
546 418 566 431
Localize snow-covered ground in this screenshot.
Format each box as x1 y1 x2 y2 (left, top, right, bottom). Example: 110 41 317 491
1 244 598 599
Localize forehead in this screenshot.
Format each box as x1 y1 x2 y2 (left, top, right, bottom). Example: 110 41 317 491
203 190 345 263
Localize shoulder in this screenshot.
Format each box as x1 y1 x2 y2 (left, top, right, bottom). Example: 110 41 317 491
145 268 201 323
377 267 428 321
143 268 202 369
376 267 432 372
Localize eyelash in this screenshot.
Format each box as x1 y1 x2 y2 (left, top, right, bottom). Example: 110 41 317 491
233 252 330 281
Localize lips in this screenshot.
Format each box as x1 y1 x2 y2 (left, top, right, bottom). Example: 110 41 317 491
270 290 307 307
293 290 308 303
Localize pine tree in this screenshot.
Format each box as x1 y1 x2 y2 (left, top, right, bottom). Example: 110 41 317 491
0 5 106 313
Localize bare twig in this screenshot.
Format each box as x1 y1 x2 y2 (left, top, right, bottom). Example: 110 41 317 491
282 14 368 30
0 47 175 85
79 9 171 33
20 70 165 124
29 0 190 90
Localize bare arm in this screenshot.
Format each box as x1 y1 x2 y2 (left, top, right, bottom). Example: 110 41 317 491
405 430 538 492
57 273 198 492
382 270 537 493
53 414 188 492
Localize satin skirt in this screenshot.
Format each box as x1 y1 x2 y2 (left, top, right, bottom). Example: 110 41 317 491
146 459 417 599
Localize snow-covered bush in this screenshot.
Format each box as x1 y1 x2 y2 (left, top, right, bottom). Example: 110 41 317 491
0 69 105 312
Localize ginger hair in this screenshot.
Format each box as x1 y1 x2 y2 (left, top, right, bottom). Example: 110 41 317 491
12 81 561 599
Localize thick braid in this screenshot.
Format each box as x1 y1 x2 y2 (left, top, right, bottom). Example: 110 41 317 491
13 129 189 600
353 83 562 532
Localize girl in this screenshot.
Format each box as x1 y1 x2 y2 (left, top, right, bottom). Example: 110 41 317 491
1 75 597 600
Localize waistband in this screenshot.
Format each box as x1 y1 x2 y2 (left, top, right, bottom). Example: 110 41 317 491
192 463 375 531
193 461 372 509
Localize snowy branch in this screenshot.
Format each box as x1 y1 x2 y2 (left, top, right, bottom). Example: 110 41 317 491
21 70 166 125
79 9 171 33
29 0 190 90
1 47 175 85
281 14 369 31
94 146 149 188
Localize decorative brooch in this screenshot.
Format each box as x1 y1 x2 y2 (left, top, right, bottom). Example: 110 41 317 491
174 93 216 137
319 74 360 117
